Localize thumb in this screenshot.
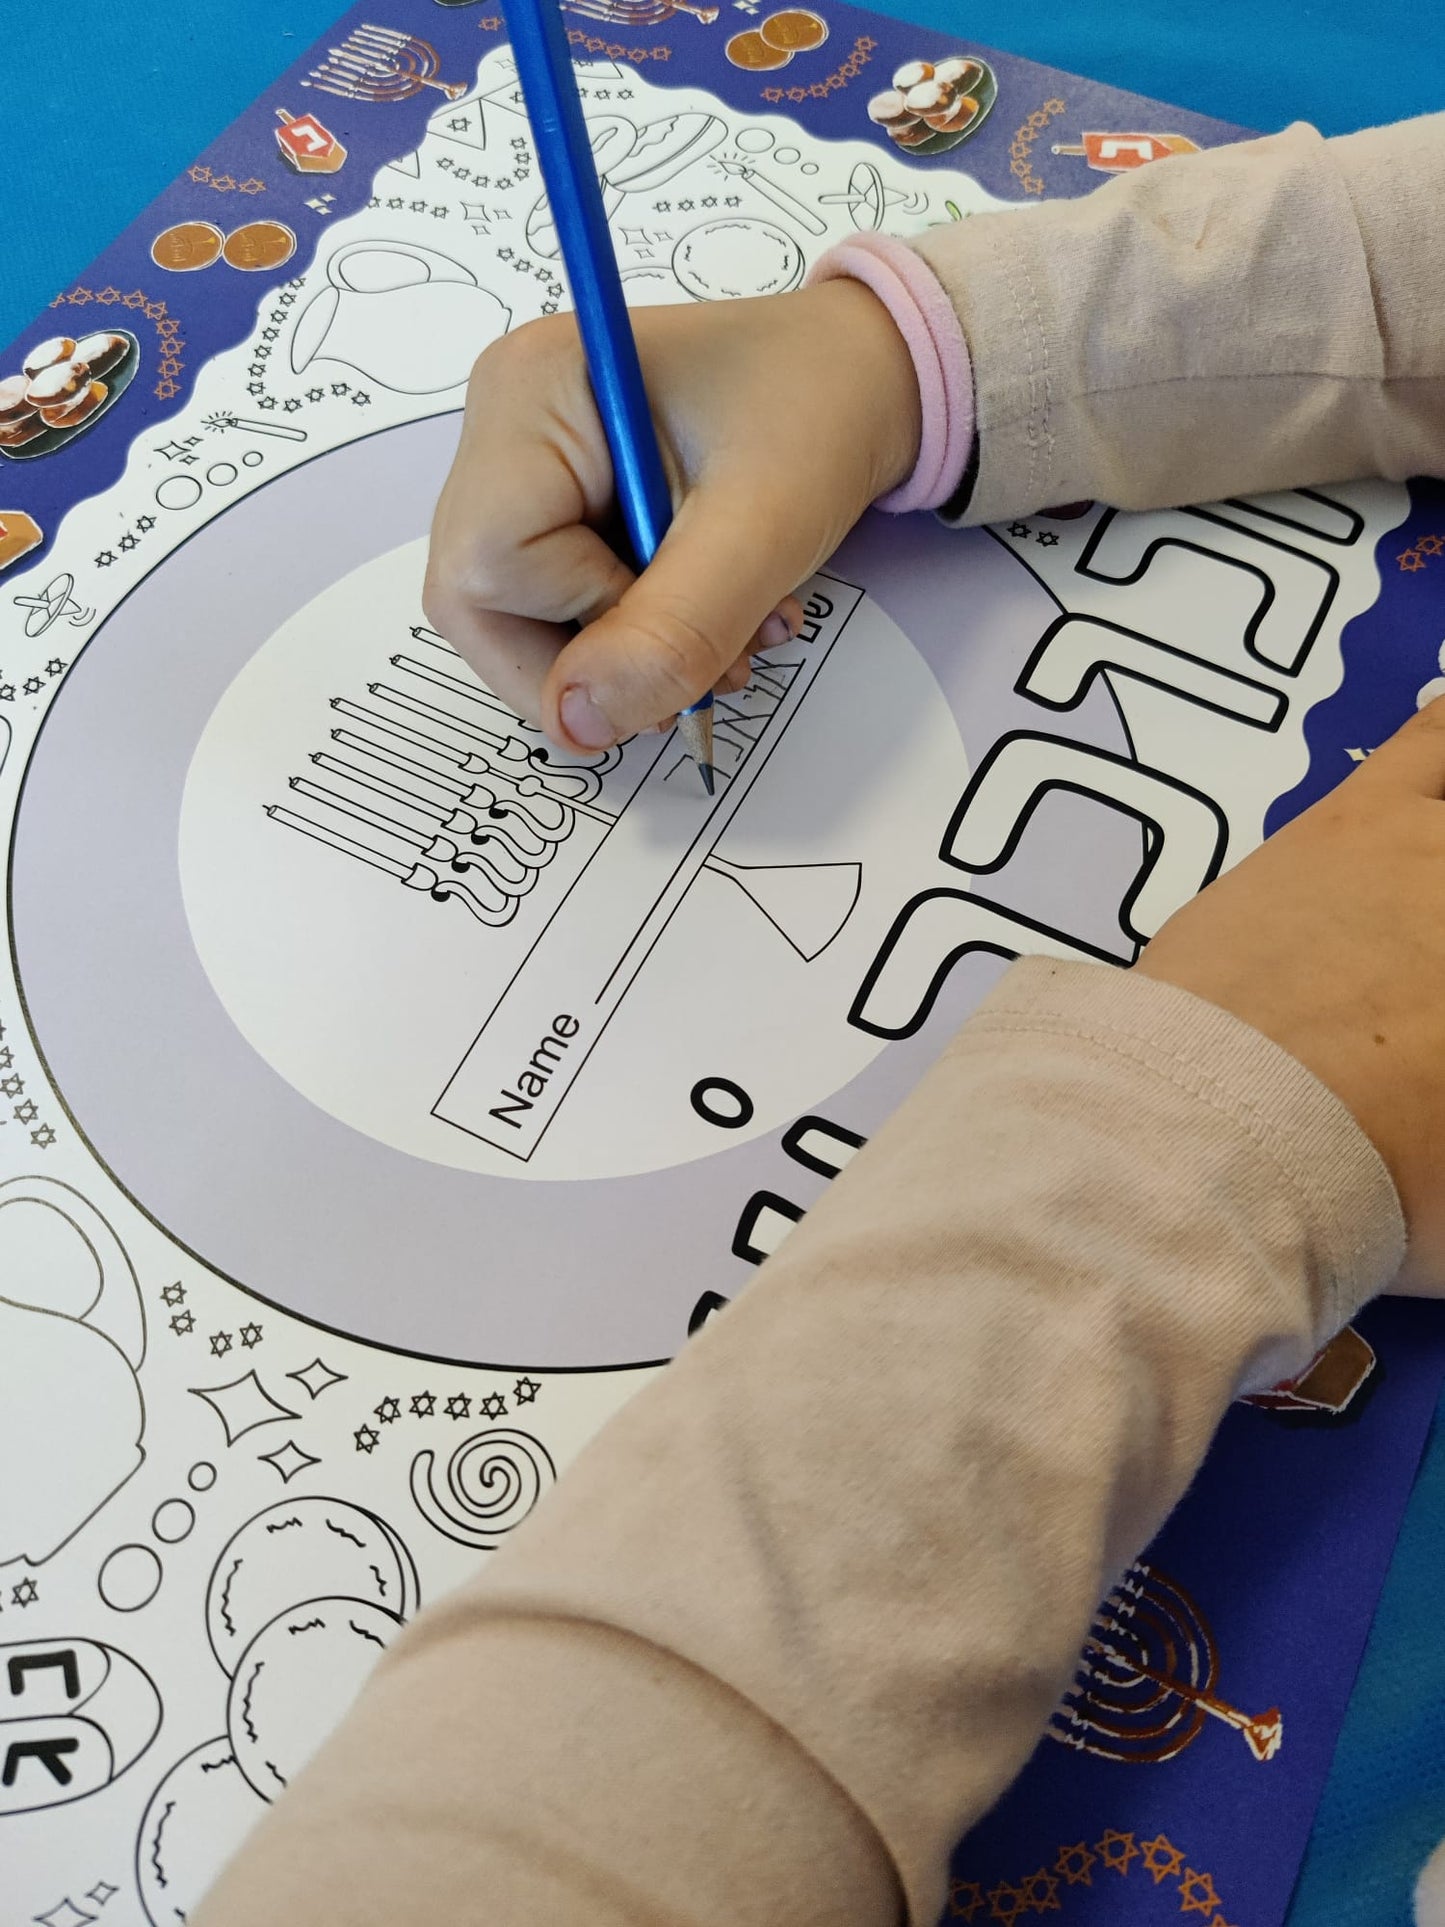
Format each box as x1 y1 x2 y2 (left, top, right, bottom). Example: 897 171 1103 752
1355 693 1445 798
540 486 816 749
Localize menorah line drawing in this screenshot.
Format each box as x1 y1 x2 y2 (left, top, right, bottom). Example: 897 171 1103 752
560 0 721 26
1050 1562 1283 1766
270 674 861 956
303 25 468 103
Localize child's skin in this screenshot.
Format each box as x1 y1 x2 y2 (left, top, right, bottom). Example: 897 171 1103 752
197 117 1445 1927
425 254 1445 1290
423 279 919 744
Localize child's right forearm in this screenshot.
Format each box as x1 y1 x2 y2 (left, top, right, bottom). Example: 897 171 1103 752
903 113 1445 523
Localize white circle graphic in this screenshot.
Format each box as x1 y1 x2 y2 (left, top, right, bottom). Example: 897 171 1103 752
179 537 967 1181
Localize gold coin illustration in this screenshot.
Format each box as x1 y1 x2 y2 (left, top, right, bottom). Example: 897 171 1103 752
150 222 225 273
725 29 793 70
760 8 829 51
222 221 298 272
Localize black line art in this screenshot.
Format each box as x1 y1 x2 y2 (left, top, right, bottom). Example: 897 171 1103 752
290 242 511 393
199 412 308 443
154 475 202 512
816 159 926 230
189 1373 300 1447
781 1113 865 1177
0 1178 146 1568
135 1737 267 1927
286 1358 348 1400
410 1427 556 1548
688 1290 730 1334
427 582 863 1160
672 218 806 298
1076 506 1342 678
427 94 489 152
603 111 727 192
941 733 1229 945
97 1545 162 1612
1219 487 1365 546
227 1597 404 1799
731 1191 804 1266
1 1635 161 1814
1017 613 1288 732
690 1077 754 1128
525 116 640 257
712 156 826 235
33 1897 100 1926
257 1440 321 1483
206 1497 419 1673
151 1500 195 1545
12 573 94 638
850 890 1122 1041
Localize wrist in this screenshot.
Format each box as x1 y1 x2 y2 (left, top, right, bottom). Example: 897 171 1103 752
805 234 974 512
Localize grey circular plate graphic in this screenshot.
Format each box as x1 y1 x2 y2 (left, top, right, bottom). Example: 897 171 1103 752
12 417 1132 1368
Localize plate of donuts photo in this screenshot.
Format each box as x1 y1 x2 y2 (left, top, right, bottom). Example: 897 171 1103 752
865 54 997 157
0 328 139 461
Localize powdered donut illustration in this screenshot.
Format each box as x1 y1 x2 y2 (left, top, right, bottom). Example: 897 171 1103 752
135 1736 267 1926
205 1497 418 1672
226 1597 405 1799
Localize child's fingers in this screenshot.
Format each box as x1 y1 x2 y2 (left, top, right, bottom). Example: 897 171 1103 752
434 607 573 726
1353 693 1445 799
540 486 817 749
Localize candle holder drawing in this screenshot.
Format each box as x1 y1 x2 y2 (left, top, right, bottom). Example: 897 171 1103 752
266 625 860 954
1050 1562 1282 1766
303 24 468 104
561 0 721 26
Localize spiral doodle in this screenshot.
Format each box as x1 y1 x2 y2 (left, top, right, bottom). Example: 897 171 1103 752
409 1427 557 1549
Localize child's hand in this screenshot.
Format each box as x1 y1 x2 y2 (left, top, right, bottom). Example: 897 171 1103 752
1138 700 1445 1291
423 279 920 750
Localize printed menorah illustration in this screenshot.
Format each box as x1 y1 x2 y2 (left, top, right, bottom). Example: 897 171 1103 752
303 24 468 103
266 585 865 1158
1050 1562 1283 1766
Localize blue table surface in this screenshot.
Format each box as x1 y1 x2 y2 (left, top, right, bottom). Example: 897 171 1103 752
5 3 1445 1918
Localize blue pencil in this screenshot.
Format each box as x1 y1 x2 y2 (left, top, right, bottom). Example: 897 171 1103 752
500 0 716 793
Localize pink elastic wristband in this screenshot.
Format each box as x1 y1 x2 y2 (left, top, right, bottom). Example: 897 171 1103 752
806 233 975 513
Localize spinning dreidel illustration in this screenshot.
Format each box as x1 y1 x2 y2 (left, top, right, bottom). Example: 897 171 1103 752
275 107 348 174
1051 130 1201 171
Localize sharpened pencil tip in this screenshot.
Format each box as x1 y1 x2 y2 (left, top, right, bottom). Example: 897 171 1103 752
699 762 716 796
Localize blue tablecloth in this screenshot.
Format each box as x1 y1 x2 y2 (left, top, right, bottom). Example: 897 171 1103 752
5 4 1445 1918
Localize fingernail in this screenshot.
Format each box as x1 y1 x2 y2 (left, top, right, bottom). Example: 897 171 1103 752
560 683 615 749
758 611 790 650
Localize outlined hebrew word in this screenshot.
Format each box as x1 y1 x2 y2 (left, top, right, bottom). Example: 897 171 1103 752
1018 613 1287 731
1 1636 161 1814
729 1112 870 1269
942 734 1228 944
850 892 1114 1040
1219 487 1365 546
1076 506 1342 676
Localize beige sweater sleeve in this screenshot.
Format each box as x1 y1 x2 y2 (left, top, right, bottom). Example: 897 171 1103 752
195 961 1404 1927
910 115 1445 522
